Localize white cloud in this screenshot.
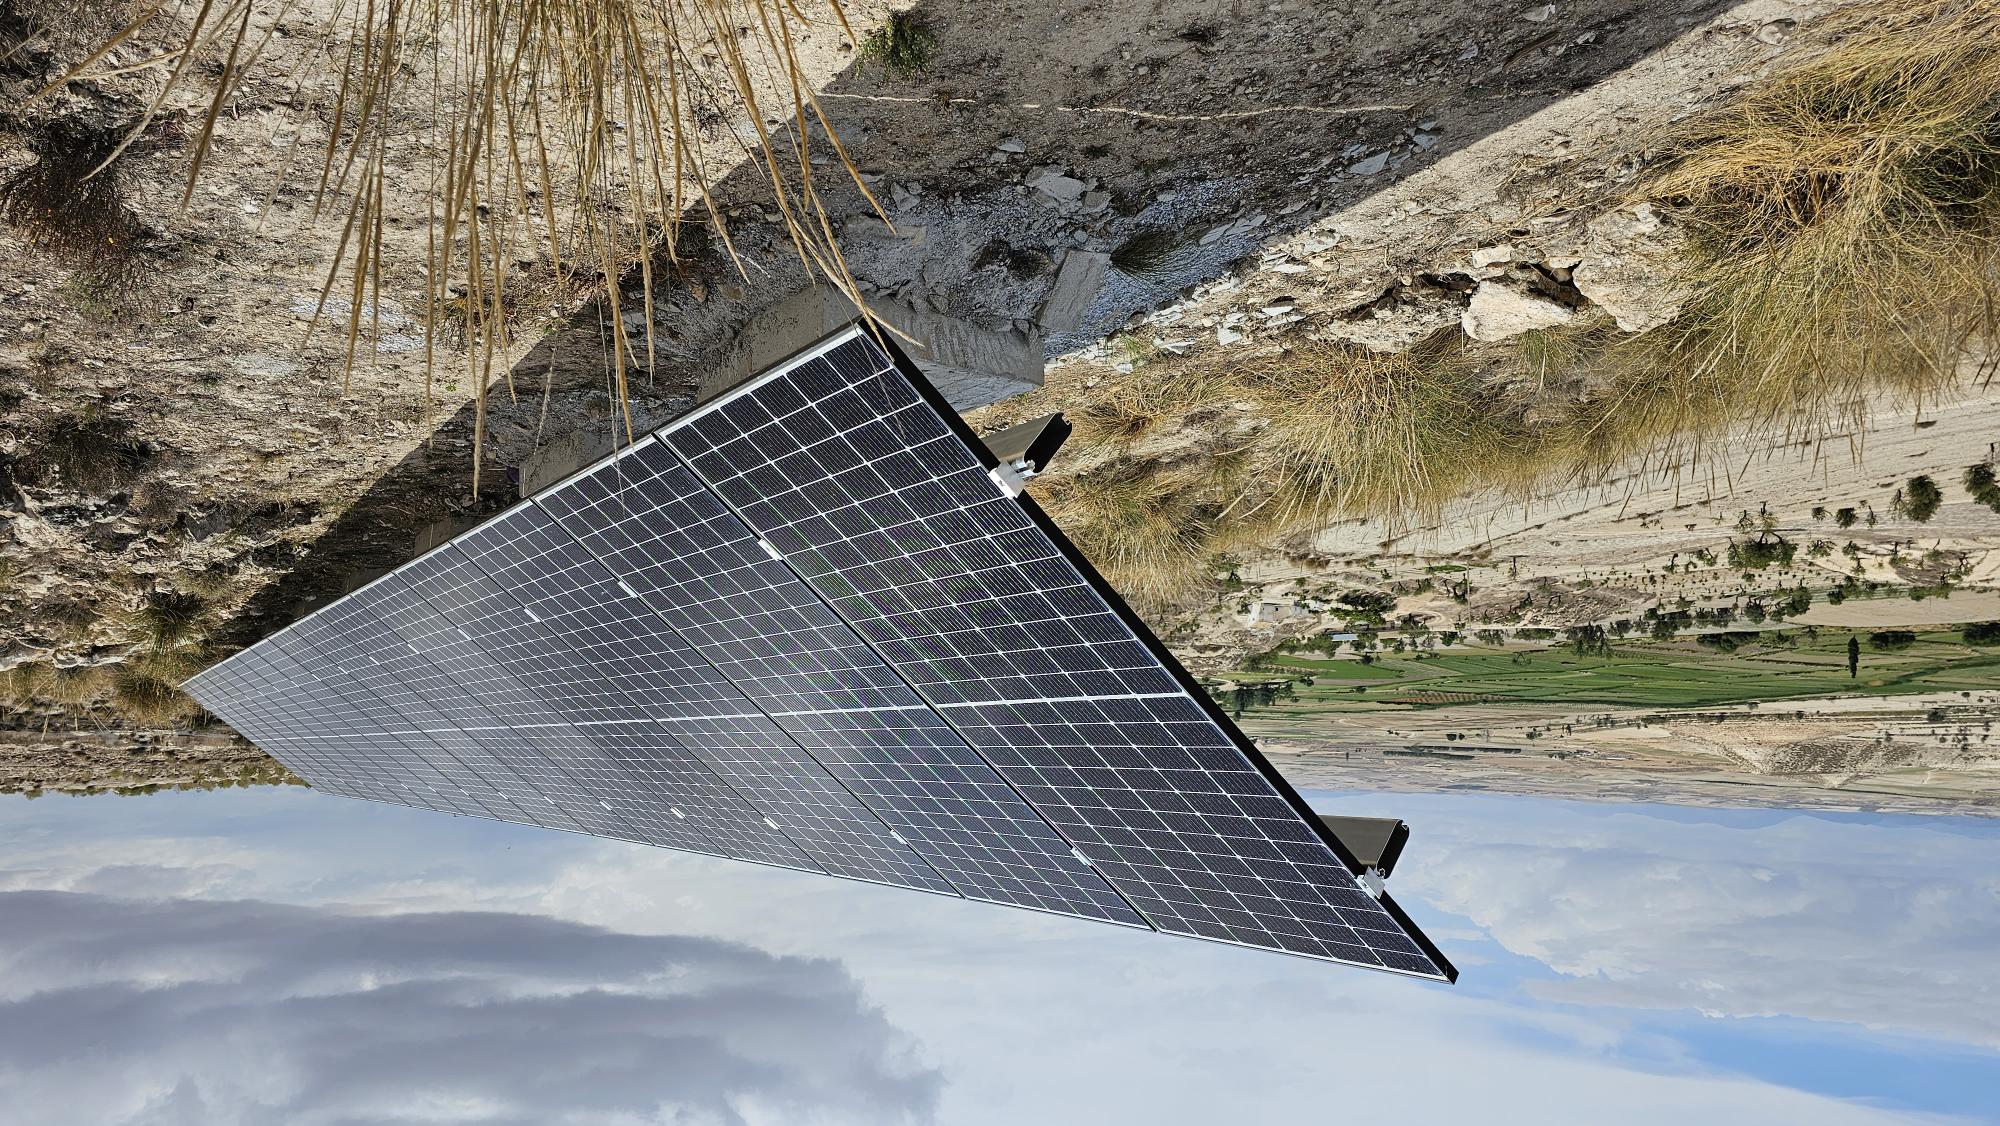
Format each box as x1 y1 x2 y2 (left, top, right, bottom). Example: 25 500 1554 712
1365 797 2000 1049
0 789 1983 1125
0 891 939 1126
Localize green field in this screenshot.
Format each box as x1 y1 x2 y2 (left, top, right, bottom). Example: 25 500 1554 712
1210 630 2000 725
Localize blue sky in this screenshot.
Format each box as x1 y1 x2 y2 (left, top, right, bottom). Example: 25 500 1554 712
1 786 1995 1125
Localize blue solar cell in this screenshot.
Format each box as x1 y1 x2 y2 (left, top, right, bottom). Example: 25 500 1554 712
539 440 1137 920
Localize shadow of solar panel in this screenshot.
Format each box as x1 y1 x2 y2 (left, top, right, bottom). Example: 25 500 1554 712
183 322 1453 982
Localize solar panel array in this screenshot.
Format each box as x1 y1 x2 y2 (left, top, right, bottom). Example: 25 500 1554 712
185 324 1455 982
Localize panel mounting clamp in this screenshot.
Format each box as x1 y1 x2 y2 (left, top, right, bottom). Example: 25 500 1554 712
989 461 1033 499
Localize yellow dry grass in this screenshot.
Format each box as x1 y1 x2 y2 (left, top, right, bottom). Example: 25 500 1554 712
1237 339 1518 522
1032 338 1512 605
1608 0 2000 446
109 652 201 727
1040 1 2000 603
1036 465 1221 607
1 662 112 711
36 0 875 492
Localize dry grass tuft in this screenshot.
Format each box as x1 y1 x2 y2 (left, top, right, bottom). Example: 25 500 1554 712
1 662 112 710
127 589 209 651
1033 339 1512 604
1513 313 1619 389
0 0 134 57
1036 465 1221 606
1109 226 1210 286
1238 338 1518 522
109 652 200 727
0 114 175 289
1623 0 2000 431
17 410 153 493
1066 368 1220 447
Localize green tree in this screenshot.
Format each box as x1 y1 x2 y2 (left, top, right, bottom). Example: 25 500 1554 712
1566 624 1612 657
1847 635 1860 678
1897 475 1944 522
1965 464 2000 513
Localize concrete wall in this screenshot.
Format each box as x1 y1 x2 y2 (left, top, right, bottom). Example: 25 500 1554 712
696 288 1044 413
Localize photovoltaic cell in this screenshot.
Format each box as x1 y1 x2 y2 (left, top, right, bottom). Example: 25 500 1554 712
184 322 1453 982
276 600 588 828
438 506 818 870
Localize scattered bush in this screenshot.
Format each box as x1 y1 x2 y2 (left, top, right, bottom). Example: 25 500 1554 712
1727 535 1797 570
1334 590 1398 615
1648 611 1692 640
1868 629 1917 651
859 11 937 78
1777 586 1813 617
1966 464 2000 513
1963 621 2000 645
1567 624 1612 657
1894 475 1944 522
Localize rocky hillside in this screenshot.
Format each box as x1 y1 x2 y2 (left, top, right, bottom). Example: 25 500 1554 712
8 0 1996 814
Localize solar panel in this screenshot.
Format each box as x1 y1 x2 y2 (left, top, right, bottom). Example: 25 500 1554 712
537 441 1138 921
185 322 1455 982
660 335 1448 976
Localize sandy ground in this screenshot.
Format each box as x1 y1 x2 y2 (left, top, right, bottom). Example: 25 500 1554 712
1238 670 2000 813
1794 592 2000 628
1263 741 2000 817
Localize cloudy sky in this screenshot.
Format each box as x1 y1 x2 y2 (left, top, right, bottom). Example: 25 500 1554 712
1 786 1995 1125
